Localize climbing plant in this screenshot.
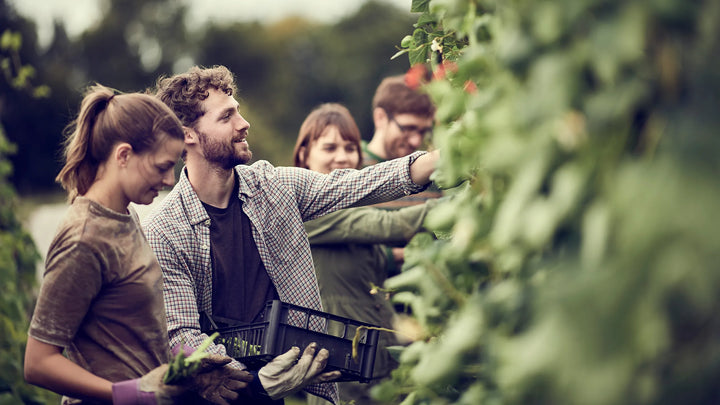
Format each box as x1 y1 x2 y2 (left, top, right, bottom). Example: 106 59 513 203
0 29 59 405
377 0 720 404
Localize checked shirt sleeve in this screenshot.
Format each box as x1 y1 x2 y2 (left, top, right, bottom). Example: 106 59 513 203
283 151 428 222
149 232 203 347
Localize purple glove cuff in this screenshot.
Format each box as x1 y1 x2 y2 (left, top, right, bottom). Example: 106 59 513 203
111 379 156 405
171 343 196 357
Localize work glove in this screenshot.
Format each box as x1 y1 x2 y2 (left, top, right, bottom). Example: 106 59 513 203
188 354 254 405
112 364 187 405
171 343 254 404
257 342 342 400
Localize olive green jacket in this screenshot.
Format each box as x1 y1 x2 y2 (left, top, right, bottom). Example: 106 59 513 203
304 201 436 379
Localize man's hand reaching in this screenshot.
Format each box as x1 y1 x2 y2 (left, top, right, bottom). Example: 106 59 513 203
257 343 341 400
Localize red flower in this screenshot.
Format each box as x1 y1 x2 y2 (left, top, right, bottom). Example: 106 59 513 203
433 63 447 80
463 80 477 94
432 61 458 81
405 64 427 90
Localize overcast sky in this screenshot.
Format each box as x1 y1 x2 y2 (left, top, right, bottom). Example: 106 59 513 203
10 0 414 48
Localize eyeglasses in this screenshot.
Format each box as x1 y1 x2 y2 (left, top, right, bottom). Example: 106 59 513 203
390 117 433 138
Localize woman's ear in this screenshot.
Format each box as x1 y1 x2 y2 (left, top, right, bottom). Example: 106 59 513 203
297 146 307 168
114 143 133 167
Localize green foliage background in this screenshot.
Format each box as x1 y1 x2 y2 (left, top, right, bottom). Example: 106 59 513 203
0 32 59 404
0 129 58 405
377 0 720 404
0 0 417 194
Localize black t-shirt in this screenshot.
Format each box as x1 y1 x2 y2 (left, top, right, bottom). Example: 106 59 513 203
203 178 278 325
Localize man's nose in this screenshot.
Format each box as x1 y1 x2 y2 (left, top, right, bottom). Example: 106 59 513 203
234 115 250 131
407 133 423 148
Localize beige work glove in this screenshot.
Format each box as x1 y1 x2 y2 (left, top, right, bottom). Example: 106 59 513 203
257 343 341 400
112 364 187 405
187 354 254 405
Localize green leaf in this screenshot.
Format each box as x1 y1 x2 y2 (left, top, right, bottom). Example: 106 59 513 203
164 332 219 384
391 49 409 60
400 35 413 49
411 0 431 13
416 12 437 26
385 345 405 362
409 44 429 65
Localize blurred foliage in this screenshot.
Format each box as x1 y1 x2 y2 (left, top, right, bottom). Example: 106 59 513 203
76 0 192 89
194 1 417 165
0 0 69 195
0 33 60 404
377 0 720 404
0 0 416 190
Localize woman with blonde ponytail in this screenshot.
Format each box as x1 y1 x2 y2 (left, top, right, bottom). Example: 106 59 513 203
24 84 252 404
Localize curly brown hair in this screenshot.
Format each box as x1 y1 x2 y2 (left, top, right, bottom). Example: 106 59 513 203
154 65 237 128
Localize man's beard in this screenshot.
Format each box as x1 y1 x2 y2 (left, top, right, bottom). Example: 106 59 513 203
197 129 252 170
387 140 412 160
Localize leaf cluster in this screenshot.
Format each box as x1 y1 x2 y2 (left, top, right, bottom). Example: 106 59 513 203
0 126 57 405
0 29 59 404
0 30 50 98
164 332 220 385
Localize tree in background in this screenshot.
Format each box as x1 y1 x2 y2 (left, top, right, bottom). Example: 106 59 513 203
376 0 720 404
0 28 60 405
76 0 191 90
0 0 69 194
2 0 419 190
193 0 418 165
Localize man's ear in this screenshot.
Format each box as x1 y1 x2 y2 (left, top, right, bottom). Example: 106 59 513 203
373 107 389 129
114 143 133 167
183 126 197 145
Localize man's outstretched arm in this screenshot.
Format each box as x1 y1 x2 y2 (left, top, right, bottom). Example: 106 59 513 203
408 149 440 186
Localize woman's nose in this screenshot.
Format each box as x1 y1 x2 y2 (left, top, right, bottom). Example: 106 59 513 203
334 150 349 162
162 170 175 187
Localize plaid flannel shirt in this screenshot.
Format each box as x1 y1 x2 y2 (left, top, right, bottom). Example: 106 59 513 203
142 152 425 404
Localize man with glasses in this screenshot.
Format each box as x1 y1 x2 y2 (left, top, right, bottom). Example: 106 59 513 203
363 75 436 165
363 75 440 209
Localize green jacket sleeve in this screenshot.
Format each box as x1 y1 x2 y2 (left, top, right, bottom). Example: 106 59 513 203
304 200 437 245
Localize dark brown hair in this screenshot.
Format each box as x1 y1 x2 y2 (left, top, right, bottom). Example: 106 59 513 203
372 75 436 118
292 103 363 169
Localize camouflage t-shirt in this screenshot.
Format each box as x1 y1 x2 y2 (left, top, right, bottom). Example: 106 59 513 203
29 197 170 391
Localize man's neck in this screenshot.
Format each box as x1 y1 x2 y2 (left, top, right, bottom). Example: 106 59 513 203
186 159 236 209
364 137 387 162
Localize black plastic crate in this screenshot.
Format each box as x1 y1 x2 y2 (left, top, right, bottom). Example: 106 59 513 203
210 300 379 383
